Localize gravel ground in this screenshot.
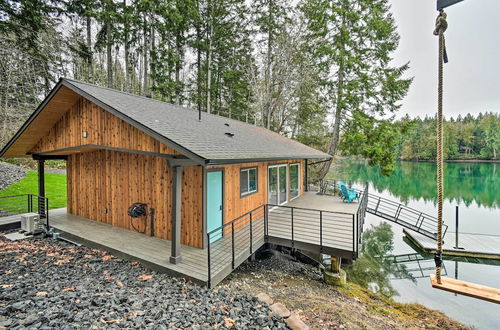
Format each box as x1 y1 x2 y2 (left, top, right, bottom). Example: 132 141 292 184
0 162 27 191
0 236 289 329
45 169 66 175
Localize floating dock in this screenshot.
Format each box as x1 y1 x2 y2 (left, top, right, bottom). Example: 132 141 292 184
404 229 500 260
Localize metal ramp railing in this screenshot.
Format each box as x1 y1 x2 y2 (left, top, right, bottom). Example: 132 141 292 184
366 194 447 240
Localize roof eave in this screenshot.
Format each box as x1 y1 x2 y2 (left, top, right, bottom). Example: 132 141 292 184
0 78 65 158
205 154 332 166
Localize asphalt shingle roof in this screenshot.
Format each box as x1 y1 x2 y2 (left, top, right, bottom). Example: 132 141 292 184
63 78 330 163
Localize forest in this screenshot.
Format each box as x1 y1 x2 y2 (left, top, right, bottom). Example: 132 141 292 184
0 1 496 177
396 113 499 161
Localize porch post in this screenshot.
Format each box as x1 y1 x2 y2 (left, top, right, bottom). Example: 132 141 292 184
37 159 45 215
170 166 183 264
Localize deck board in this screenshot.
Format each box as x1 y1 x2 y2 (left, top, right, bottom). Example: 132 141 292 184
405 229 500 260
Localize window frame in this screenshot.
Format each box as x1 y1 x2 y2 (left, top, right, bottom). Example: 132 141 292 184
240 166 258 197
289 162 300 201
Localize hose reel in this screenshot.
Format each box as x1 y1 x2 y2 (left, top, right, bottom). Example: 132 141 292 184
128 203 155 236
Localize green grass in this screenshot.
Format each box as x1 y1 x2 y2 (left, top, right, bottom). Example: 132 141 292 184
0 171 67 209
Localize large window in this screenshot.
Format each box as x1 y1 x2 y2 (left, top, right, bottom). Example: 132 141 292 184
290 163 300 200
240 167 258 197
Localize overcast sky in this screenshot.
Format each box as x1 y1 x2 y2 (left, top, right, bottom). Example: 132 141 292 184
388 0 500 119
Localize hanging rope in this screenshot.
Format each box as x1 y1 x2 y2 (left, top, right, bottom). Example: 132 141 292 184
433 10 448 285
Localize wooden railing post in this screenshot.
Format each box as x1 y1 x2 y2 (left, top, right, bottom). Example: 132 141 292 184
291 208 294 247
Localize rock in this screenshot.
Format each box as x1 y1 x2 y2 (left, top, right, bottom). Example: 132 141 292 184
0 162 27 191
255 292 274 305
286 313 310 330
269 303 291 318
0 236 289 329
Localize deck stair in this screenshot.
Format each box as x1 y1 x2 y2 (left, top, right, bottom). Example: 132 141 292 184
364 193 447 240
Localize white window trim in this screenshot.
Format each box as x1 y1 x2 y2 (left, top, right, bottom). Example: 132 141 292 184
268 164 289 206
289 163 300 201
240 167 258 197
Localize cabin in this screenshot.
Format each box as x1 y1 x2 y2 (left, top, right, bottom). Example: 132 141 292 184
0 78 368 287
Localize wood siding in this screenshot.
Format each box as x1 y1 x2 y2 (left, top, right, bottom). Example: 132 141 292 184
208 159 305 226
31 97 180 155
67 150 203 248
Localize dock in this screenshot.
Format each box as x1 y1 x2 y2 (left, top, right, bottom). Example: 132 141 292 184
404 229 500 260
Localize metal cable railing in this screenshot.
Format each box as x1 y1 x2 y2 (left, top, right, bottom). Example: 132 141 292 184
0 194 49 228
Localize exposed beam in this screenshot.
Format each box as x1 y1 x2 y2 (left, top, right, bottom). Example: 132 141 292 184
170 166 183 264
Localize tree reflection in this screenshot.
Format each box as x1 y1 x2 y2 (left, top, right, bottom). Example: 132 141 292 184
346 223 415 298
330 160 499 208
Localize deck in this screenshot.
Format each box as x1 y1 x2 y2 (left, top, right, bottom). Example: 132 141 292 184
404 229 500 260
1 191 368 287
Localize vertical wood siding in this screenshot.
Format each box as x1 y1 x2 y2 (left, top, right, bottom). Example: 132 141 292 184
30 97 180 155
67 150 203 248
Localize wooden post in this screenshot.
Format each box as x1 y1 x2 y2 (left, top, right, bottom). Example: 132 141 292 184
170 166 183 264
37 159 45 215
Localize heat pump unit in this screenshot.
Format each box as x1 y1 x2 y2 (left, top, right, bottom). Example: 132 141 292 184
21 213 40 233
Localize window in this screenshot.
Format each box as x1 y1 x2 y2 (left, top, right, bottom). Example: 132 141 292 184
290 163 300 200
240 167 258 196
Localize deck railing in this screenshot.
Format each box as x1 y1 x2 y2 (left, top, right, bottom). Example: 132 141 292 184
0 194 49 228
267 204 358 254
206 205 266 287
206 192 367 287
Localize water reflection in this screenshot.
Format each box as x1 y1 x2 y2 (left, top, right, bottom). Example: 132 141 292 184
330 160 499 208
346 223 415 298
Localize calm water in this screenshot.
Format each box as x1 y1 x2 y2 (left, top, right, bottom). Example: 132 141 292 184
329 160 500 329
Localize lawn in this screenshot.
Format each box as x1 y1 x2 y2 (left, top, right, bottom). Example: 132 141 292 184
0 171 67 209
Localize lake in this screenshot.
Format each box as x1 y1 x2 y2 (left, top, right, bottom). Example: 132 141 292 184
329 160 500 329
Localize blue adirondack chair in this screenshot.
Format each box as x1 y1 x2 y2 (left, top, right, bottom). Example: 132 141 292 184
338 182 359 203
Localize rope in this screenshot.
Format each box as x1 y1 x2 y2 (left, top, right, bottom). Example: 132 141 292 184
434 10 448 284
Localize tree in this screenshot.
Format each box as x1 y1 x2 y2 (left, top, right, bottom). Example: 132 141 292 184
301 0 411 177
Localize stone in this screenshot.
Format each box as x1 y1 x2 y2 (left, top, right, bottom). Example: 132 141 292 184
285 313 310 330
269 303 291 318
323 268 347 286
255 293 274 305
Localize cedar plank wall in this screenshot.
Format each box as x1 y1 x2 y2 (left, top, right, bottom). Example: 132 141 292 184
67 150 203 248
34 96 203 248
30 97 180 155
209 159 305 226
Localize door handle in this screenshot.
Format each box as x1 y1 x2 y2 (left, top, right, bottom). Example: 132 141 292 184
219 205 222 211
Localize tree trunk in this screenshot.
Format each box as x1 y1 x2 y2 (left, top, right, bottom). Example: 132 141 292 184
106 21 113 88
175 37 182 105
318 53 345 180
142 13 149 96
264 0 273 129
124 0 130 92
206 5 213 114
86 16 93 81
196 22 202 113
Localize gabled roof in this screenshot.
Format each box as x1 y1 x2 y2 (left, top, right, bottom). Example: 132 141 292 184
0 78 331 164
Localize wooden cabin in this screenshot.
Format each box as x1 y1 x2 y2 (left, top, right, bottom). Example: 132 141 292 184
1 78 367 286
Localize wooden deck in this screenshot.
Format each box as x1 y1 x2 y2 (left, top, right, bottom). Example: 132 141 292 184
405 229 500 260
268 193 361 258
1 192 366 287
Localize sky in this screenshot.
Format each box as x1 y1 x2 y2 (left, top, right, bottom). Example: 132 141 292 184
388 0 500 119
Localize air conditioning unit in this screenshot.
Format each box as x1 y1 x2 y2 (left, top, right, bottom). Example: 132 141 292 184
21 213 41 233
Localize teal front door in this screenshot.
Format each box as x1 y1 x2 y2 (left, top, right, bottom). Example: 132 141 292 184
207 171 223 243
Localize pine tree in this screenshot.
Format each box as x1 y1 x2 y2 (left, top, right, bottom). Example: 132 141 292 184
301 0 411 176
